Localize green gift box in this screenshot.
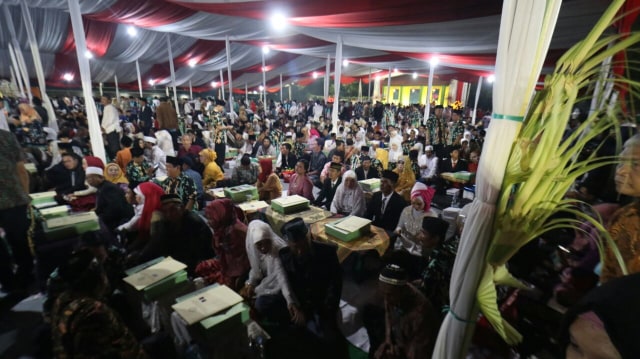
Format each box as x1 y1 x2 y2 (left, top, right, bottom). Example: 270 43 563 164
452 171 475 181
42 212 100 240
30 191 58 209
38 205 70 220
325 215 371 242
358 178 381 192
223 184 259 203
124 257 190 301
270 195 310 214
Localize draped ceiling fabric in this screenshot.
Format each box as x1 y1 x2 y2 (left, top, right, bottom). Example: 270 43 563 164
0 0 612 96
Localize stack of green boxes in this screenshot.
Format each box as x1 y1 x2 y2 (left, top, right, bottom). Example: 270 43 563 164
43 211 101 241
30 191 58 209
223 184 259 203
270 195 310 214
39 205 70 220
358 178 381 192
124 257 189 301
325 215 372 242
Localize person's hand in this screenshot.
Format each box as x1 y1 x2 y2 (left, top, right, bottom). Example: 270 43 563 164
374 341 400 359
146 167 155 176
240 283 254 299
288 304 306 326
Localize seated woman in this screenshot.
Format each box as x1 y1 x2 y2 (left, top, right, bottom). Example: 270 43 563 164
104 163 129 192
196 199 250 291
118 182 164 251
241 220 299 325
287 159 314 201
393 182 437 257
199 148 224 190
331 170 366 216
394 156 417 202
257 157 282 202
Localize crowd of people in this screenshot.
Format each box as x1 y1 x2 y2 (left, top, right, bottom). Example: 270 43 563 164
0 90 638 358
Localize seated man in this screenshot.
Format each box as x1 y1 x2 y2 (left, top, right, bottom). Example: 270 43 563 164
276 142 297 175
319 151 345 184
355 155 380 181
279 218 347 358
418 145 439 184
154 156 198 211
232 154 260 185
365 170 406 233
256 137 277 157
137 194 214 275
85 165 133 233
314 162 342 210
126 146 154 189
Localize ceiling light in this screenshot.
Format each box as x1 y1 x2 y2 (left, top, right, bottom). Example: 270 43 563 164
127 26 137 37
63 73 73 82
211 81 218 88
430 56 439 67
148 79 155 85
262 66 267 72
412 72 418 79
259 85 265 91
270 11 287 31
84 50 93 59
188 59 197 68
487 74 495 83
312 72 318 79
343 59 349 67
252 90 258 94
262 45 270 55
393 68 399 73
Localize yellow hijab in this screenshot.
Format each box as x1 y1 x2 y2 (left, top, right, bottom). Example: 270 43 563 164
395 156 416 199
199 148 217 164
104 163 129 184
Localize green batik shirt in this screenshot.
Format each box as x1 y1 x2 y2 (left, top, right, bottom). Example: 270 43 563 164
211 111 227 145
51 292 148 359
383 109 395 127
155 173 198 210
401 141 413 155
420 236 459 312
449 121 465 146
410 159 421 181
125 161 152 188
409 108 423 127
371 158 384 175
294 141 306 159
269 128 284 149
426 116 447 145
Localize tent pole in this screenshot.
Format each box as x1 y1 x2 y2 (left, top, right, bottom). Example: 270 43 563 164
136 59 143 98
324 54 330 102
472 76 483 125
368 67 372 101
114 75 120 101
219 69 225 101
262 49 267 108
189 80 193 100
225 36 234 114
386 67 392 104
166 36 179 115
331 35 343 133
280 74 283 103
424 65 435 124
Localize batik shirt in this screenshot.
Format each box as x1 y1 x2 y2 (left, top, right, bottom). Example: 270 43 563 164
371 158 384 175
426 116 447 145
211 111 227 145
155 173 198 210
15 121 47 147
294 141 306 160
410 159 421 181
402 140 414 156
420 236 459 312
449 120 465 146
268 128 284 149
51 292 148 359
408 108 423 128
125 161 152 188
383 108 395 127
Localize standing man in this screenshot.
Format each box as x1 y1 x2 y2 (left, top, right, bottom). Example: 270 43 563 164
143 136 167 178
0 130 34 291
425 105 447 159
138 98 153 136
365 170 406 233
101 95 122 160
448 109 465 148
211 99 231 170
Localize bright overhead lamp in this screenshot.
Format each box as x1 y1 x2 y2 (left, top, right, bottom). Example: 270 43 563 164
412 72 418 79
262 45 270 55
270 11 287 31
148 79 155 86
342 59 349 67
127 26 137 37
84 50 93 59
312 72 318 79
211 81 218 88
393 68 399 73
262 66 267 72
430 56 439 67
252 90 258 95
63 73 74 82
487 74 495 83
259 85 265 91
188 59 197 68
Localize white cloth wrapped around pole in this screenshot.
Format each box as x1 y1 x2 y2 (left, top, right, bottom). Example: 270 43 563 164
358 79 362 103
99 83 103 97
261 52 267 107
472 76 483 125
225 35 234 114
368 68 372 100
10 65 23 98
245 83 248 105
166 36 179 115
386 67 391 103
189 80 193 100
3 5 31 100
324 54 330 102
20 1 58 132
66 0 106 163
219 69 225 101
136 59 143 98
432 1 562 357
114 75 120 101
331 35 343 132
280 74 283 103
423 66 435 124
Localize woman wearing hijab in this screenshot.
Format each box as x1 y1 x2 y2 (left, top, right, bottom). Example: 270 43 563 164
287 159 314 201
199 148 224 190
393 182 437 257
118 182 164 250
394 157 417 202
240 220 300 325
256 157 282 202
561 272 640 358
195 199 250 290
104 163 129 192
331 170 366 216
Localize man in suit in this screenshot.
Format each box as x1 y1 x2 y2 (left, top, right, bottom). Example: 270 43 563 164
276 142 297 175
138 98 154 136
314 162 342 210
439 147 468 173
85 165 133 233
365 170 406 233
355 156 380 181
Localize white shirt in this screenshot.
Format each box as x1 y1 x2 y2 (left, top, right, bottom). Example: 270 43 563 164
101 104 121 134
0 109 8 131
149 145 167 178
418 154 438 179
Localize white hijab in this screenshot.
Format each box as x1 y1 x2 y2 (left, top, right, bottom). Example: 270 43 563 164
246 220 287 277
331 170 366 216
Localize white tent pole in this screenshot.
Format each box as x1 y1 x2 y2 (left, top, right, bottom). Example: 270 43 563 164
189 80 193 100
10 65 23 98
114 75 120 101
472 76 483 126
261 49 267 107
3 5 31 101
219 69 225 101
368 67 372 100
99 82 103 97
331 35 343 133
245 83 248 105
358 79 362 103
166 36 179 115
67 0 105 162
424 65 435 124
135 59 143 98
386 67 392 103
20 1 58 131
165 86 169 97
288 84 292 102
324 54 330 102
9 49 26 98
280 74 283 103
225 36 234 114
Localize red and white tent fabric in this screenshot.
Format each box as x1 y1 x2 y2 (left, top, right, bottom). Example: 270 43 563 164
0 0 609 93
